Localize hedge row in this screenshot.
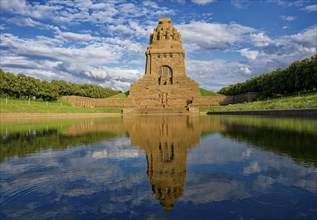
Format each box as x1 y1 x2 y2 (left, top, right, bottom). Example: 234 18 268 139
219 55 317 96
0 68 121 101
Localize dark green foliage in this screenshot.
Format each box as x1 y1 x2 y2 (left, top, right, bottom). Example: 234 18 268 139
0 129 123 163
124 90 130 96
0 69 120 100
222 122 317 166
219 55 317 97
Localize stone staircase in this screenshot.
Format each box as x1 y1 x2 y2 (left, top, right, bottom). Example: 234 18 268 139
123 107 197 115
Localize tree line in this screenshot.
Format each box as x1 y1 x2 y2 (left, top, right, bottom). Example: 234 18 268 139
219 55 317 97
0 68 121 101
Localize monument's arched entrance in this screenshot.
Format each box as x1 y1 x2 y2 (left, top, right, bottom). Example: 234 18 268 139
158 65 173 85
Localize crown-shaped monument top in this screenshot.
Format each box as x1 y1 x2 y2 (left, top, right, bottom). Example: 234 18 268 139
145 17 185 78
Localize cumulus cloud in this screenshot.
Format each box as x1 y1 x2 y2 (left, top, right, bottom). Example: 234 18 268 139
184 25 316 90
250 25 317 66
240 48 260 60
0 32 142 90
250 32 273 47
186 59 253 91
240 66 252 74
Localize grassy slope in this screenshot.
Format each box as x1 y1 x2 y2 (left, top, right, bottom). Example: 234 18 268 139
115 89 221 97
201 92 317 112
200 88 221 96
0 98 121 113
2 92 316 114
108 93 127 98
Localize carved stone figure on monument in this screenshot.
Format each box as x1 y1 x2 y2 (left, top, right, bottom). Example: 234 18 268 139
159 29 164 40
153 29 157 41
172 28 176 40
175 32 180 41
166 29 171 40
162 92 167 108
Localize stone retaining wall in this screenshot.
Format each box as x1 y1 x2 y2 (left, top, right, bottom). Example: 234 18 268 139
63 92 261 111
63 96 131 108
63 95 232 109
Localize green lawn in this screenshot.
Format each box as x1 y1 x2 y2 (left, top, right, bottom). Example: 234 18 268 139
0 98 122 113
201 92 317 112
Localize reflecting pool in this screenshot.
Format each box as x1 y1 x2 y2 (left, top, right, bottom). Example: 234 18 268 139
0 115 317 219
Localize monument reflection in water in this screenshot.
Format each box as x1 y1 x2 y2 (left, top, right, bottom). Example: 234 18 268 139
128 116 201 211
1 115 316 219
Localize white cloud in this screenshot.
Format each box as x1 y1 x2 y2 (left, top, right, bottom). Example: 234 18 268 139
89 69 109 79
0 33 139 90
56 31 95 42
172 0 186 3
0 0 61 20
186 59 252 91
191 0 216 5
0 0 27 13
240 48 260 60
0 24 6 30
280 15 297 21
102 80 133 92
107 24 134 35
250 32 273 47
231 0 250 9
289 25 317 48
252 25 317 66
6 17 58 31
303 4 317 11
268 0 306 7
185 25 316 90
240 66 252 74
105 37 144 53
178 22 255 51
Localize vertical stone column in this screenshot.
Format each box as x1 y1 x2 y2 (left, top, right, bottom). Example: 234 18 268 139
145 53 149 75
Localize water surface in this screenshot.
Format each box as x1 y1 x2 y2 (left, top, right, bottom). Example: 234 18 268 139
1 115 316 219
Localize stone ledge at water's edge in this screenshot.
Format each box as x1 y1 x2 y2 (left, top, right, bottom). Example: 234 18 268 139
206 109 317 117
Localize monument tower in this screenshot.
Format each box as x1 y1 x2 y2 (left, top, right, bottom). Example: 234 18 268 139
127 18 201 114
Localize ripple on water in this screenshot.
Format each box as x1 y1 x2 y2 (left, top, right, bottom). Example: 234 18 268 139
228 184 307 219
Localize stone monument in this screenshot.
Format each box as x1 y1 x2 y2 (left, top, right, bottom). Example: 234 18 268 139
64 18 230 112
126 18 201 114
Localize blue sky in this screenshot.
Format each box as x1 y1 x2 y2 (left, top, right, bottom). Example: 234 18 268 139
0 0 316 92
